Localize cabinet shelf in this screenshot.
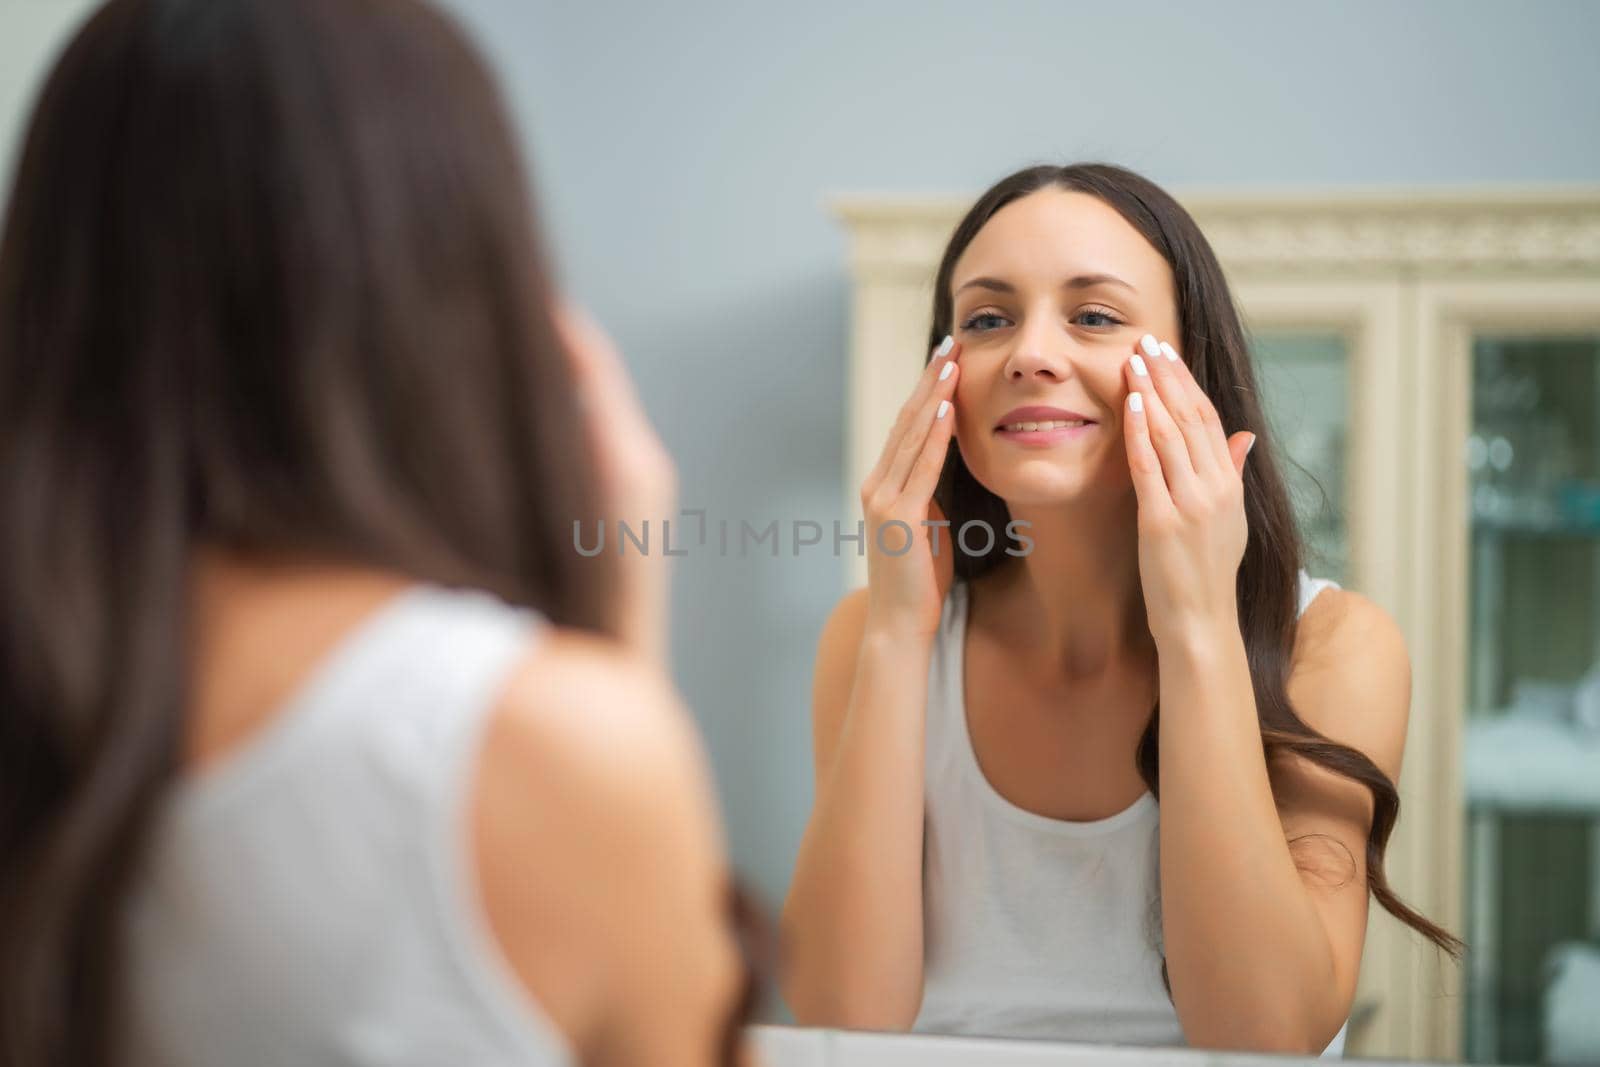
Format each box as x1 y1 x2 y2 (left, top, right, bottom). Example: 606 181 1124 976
1472 513 1600 539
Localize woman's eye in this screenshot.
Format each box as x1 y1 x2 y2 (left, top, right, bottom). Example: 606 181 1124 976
960 308 1124 332
961 312 1011 332
1074 309 1123 328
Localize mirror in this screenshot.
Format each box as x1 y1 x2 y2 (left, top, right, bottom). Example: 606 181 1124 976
5 3 1595 1065
816 188 1600 1064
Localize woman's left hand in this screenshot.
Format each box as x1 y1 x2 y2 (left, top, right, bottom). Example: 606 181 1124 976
1121 333 1257 650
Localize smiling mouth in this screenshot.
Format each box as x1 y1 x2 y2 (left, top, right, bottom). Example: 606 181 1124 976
995 418 1094 432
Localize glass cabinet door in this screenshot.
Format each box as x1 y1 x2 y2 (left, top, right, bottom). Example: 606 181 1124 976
1463 335 1600 1065
1253 333 1352 587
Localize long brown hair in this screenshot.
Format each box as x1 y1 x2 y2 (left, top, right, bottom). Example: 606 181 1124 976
926 163 1464 985
0 0 761 1063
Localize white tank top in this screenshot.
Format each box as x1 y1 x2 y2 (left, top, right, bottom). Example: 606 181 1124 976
120 584 575 1067
914 569 1348 1057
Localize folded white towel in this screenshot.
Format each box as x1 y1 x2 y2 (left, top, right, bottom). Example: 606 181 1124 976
1575 664 1600 735
1545 942 1600 1065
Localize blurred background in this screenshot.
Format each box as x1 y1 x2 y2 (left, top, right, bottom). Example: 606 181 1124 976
4 1 1599 1062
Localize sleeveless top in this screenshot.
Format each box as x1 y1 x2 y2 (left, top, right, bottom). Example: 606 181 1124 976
120 584 575 1067
914 569 1348 1057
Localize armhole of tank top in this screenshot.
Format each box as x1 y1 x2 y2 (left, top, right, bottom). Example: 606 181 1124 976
423 606 578 1065
1297 569 1342 619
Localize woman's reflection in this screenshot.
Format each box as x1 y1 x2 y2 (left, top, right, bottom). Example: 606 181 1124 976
781 164 1461 1055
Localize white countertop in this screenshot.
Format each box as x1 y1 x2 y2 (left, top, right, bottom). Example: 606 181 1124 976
746 1025 1462 1067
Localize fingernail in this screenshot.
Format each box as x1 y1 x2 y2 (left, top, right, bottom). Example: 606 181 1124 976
934 335 954 359
937 399 951 420
1160 341 1180 363
939 361 955 381
1130 354 1148 377
1129 392 1143 413
1246 433 1257 456
1139 334 1161 359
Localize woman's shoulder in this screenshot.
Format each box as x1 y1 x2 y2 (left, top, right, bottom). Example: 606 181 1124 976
483 628 725 887
496 629 706 773
1288 582 1411 782
1292 579 1406 670
470 628 735 1054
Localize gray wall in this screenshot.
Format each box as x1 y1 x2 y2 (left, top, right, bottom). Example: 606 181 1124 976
4 0 1599 922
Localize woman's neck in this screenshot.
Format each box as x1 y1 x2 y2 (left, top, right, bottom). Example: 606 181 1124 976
978 495 1157 684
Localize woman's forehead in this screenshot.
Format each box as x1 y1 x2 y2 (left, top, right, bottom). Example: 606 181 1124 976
952 188 1171 298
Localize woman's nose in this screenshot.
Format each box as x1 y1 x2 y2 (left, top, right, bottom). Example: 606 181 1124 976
1004 323 1074 382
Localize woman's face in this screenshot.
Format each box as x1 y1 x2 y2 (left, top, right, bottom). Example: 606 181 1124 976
948 188 1180 507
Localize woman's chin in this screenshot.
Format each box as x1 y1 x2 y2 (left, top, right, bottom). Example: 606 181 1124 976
976 466 1104 508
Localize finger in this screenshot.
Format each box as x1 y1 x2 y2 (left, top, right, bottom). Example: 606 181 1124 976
554 302 667 465
865 337 956 489
904 382 958 506
553 302 625 464
1156 338 1234 477
1126 346 1197 496
927 498 956 602
555 302 632 407
1122 390 1176 522
903 410 957 594
866 337 960 490
1228 431 1256 478
555 303 681 499
884 358 958 495
1140 334 1216 479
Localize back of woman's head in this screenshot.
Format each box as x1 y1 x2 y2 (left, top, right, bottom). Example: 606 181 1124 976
0 0 617 1060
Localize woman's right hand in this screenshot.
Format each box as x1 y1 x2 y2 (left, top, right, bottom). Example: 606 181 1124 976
859 337 962 640
554 301 678 672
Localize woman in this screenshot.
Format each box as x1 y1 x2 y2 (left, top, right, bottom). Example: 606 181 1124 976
781 163 1461 1054
0 1 758 1065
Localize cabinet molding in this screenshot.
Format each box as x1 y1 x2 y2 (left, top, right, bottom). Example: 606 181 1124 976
834 186 1600 281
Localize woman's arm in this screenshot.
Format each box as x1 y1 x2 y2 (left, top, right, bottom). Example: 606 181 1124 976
1156 590 1410 1053
779 588 934 1029
1116 333 1408 1053
781 339 961 1028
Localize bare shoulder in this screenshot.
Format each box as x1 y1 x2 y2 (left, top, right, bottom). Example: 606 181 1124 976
494 627 716 787
470 627 737 1060
1286 587 1412 786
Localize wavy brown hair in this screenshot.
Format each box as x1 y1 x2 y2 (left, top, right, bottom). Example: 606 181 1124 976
926 163 1463 987
0 0 765 1064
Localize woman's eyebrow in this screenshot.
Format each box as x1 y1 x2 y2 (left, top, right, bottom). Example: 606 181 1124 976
954 273 1138 296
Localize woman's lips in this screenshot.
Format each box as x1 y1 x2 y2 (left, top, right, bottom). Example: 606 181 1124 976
993 422 1097 446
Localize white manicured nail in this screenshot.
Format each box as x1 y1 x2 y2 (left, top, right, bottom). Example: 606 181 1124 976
934 335 954 358
936 399 950 419
1129 392 1143 413
1140 334 1161 358
939 361 954 381
1130 354 1148 377
1160 341 1180 362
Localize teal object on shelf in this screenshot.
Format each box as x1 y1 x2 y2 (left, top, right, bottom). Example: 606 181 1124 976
1558 481 1600 526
